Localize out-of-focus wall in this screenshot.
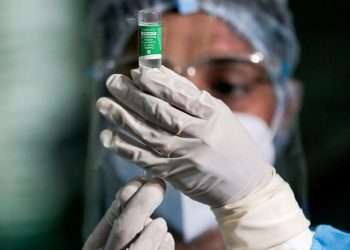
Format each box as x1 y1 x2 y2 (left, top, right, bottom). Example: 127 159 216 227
0 1 89 249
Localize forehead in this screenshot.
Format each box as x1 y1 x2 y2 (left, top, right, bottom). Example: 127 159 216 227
162 12 254 64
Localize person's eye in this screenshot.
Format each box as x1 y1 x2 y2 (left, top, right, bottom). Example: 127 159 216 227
211 80 250 98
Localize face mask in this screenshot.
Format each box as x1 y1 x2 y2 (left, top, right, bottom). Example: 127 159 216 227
234 112 276 164
111 113 276 243
160 113 277 242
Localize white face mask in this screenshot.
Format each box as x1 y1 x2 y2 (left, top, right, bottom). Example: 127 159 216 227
112 112 277 242
168 113 277 242
234 112 276 164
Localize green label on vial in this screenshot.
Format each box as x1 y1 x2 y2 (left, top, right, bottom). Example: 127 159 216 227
139 24 162 57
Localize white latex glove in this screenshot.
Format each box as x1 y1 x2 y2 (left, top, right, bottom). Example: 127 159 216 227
97 66 273 207
83 178 174 250
212 174 313 250
97 66 311 249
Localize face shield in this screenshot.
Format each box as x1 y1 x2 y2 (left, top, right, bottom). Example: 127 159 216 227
90 0 300 158
84 0 307 242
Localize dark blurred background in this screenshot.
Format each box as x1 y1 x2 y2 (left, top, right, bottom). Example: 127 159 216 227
290 1 350 231
0 1 349 249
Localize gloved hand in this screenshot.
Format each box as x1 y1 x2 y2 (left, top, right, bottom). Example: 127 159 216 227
97 66 273 207
83 178 174 250
97 66 311 249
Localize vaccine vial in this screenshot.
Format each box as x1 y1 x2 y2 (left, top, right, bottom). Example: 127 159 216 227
138 9 162 68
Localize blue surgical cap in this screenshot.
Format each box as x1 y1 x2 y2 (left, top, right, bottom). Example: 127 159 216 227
91 0 299 86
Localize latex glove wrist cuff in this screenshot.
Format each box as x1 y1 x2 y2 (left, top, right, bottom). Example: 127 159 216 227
212 173 311 250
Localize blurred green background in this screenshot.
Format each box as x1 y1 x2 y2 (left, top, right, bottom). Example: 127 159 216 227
0 1 89 249
0 1 349 249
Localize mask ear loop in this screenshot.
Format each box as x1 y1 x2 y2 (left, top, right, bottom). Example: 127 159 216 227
275 79 303 151
270 60 290 141
271 84 287 138
267 83 287 161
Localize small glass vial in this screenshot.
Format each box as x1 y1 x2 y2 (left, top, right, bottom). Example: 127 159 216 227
138 9 162 68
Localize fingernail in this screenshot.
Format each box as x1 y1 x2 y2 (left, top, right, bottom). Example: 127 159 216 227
106 74 118 87
97 99 111 116
100 130 113 148
106 74 116 87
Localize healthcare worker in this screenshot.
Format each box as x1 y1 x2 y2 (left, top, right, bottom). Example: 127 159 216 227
84 0 310 248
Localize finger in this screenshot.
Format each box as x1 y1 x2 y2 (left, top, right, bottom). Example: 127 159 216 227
82 179 143 250
105 74 197 134
97 96 170 148
159 233 175 250
100 129 172 171
131 66 214 119
128 218 168 250
107 179 144 223
105 181 166 250
97 98 197 156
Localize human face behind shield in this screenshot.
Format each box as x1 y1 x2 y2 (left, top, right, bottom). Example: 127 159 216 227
91 9 302 249
162 13 276 124
118 12 277 163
